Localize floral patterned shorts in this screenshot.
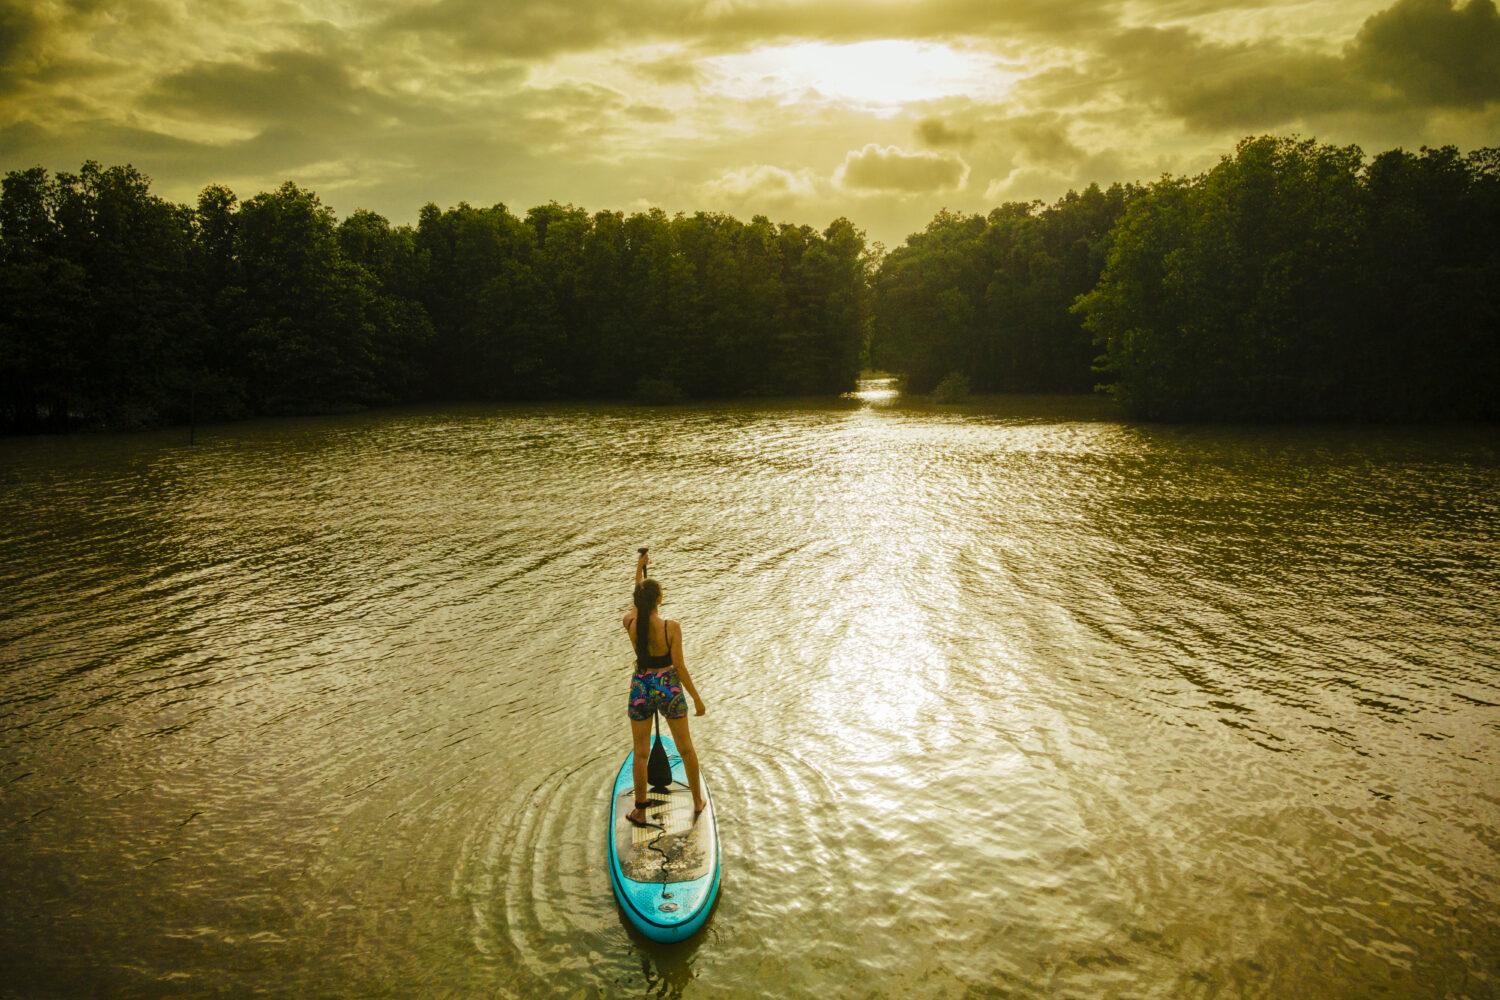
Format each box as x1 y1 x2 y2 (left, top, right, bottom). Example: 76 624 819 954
628 668 687 721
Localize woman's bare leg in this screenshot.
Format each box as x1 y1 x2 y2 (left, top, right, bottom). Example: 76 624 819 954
628 716 653 823
664 714 706 813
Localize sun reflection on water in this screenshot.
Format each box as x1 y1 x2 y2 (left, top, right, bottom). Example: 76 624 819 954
847 376 899 404
5 394 1496 1000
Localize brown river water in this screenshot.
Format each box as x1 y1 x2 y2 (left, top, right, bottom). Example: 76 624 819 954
1 381 1497 999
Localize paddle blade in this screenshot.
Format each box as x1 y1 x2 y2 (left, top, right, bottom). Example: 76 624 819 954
647 717 673 792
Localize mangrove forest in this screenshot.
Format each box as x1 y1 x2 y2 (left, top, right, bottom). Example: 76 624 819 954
1 135 1496 431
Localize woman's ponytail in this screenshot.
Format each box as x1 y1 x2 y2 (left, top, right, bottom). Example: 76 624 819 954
633 579 661 666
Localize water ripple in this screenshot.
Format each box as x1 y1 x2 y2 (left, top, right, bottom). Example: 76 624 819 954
0 394 1496 997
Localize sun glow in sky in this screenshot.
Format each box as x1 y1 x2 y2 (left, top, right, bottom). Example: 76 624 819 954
2 0 1497 248
706 40 1019 108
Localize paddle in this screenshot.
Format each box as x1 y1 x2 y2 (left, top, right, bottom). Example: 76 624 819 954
640 548 674 794
648 713 673 793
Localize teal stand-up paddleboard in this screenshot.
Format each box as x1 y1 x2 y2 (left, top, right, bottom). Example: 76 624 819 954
607 733 720 942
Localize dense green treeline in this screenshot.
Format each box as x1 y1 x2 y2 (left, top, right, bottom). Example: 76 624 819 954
4 136 1497 432
0 163 871 431
1078 137 1500 420
875 136 1499 420
412 201 869 402
871 182 1137 394
0 165 437 431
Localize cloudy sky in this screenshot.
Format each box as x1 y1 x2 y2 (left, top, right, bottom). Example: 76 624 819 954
3 0 1498 247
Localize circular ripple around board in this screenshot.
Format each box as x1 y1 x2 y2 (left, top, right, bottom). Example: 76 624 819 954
451 754 623 995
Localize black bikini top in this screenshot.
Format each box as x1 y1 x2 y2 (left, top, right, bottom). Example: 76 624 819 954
634 619 673 671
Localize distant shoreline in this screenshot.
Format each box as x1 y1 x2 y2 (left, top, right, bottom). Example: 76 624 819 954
5 135 1496 434
16 389 1500 446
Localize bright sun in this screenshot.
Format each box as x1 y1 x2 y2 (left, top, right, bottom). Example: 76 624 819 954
707 39 1016 108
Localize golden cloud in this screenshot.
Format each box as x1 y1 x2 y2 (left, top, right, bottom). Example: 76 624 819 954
833 143 970 193
699 164 818 203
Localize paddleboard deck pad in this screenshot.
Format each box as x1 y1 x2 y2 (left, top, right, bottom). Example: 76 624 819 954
607 733 720 942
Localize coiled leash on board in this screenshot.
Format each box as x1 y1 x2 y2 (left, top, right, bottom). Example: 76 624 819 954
642 709 692 900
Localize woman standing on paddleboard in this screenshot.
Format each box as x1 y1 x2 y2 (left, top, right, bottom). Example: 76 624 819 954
623 549 707 825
